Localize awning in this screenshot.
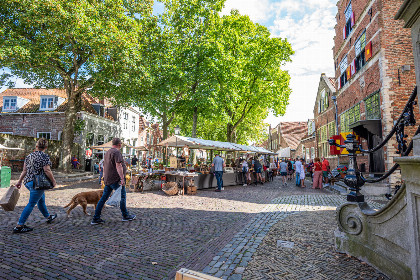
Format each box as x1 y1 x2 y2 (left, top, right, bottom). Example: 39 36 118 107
349 120 382 138
0 144 23 150
158 135 241 151
90 140 135 151
278 147 291 158
132 146 148 151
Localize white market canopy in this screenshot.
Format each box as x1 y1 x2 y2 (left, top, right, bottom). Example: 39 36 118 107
90 140 135 151
277 147 291 158
158 135 276 155
0 144 23 150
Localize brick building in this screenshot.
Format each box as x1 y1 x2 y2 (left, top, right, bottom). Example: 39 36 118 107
268 121 308 158
314 74 339 167
295 119 316 161
332 0 417 181
0 88 120 168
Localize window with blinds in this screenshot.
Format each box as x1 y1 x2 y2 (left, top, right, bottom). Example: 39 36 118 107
365 91 381 119
340 103 361 132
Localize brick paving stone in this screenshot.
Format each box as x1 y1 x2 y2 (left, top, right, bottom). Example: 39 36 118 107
1 176 387 279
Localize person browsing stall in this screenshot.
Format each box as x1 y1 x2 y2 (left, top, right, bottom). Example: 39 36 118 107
212 153 226 192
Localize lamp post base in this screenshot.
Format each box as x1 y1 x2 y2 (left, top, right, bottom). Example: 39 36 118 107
347 192 364 202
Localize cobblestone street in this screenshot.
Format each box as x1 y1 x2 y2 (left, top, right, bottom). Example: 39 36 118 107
0 176 388 280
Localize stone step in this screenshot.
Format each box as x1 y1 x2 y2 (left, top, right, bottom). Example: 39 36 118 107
329 180 390 197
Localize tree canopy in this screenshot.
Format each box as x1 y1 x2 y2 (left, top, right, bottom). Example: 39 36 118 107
0 0 153 171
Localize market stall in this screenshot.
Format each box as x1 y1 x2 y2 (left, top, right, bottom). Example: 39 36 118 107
157 135 276 190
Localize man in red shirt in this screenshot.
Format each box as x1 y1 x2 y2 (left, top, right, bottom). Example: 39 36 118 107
321 157 330 187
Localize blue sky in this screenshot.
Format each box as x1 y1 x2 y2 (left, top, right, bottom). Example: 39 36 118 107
2 0 338 125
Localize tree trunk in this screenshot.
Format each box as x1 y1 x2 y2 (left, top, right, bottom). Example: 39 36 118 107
60 89 81 173
227 123 234 143
192 106 198 138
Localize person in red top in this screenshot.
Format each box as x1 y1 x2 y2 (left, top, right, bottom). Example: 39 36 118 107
321 157 330 187
312 157 323 189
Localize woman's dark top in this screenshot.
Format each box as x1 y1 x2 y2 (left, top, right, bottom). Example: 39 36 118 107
23 151 52 185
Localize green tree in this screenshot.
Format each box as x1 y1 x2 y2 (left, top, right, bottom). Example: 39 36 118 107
211 11 293 142
0 0 153 171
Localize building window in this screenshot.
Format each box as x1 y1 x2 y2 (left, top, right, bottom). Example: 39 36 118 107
3 97 17 111
86 133 94 147
340 103 361 133
343 2 355 40
365 91 381 119
97 135 104 145
57 131 62 141
318 89 329 113
355 30 367 72
37 132 51 139
328 121 336 136
339 56 348 88
40 96 55 110
132 116 136 132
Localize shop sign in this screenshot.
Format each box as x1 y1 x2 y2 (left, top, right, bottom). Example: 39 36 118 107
169 156 177 168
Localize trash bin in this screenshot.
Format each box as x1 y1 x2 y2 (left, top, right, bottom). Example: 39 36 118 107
85 159 92 172
1 166 11 188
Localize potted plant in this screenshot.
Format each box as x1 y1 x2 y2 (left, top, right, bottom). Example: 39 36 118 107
337 166 348 178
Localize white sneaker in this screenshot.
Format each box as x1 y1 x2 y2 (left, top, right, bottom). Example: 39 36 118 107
221 187 224 190
243 184 247 186
324 183 330 187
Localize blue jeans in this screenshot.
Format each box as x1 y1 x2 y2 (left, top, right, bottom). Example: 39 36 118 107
296 172 301 186
99 171 103 184
215 171 223 190
18 181 50 225
93 182 129 220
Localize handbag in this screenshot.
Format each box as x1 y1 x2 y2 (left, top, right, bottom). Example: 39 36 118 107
0 186 20 211
33 172 54 190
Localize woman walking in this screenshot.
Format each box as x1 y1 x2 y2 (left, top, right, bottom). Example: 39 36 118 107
312 157 323 189
13 138 57 233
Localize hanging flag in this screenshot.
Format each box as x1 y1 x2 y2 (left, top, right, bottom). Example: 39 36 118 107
351 12 355 27
351 59 356 75
365 41 372 60
346 65 351 80
338 78 342 89
343 26 347 40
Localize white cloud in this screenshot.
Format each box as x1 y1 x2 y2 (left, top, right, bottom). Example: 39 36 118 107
222 0 337 125
221 0 273 22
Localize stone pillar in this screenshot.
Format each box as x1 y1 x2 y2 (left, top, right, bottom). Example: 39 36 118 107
395 156 420 280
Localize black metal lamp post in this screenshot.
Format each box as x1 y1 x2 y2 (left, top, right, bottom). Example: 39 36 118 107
331 95 340 165
329 134 365 202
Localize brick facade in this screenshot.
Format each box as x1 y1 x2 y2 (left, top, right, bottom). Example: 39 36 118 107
332 0 417 182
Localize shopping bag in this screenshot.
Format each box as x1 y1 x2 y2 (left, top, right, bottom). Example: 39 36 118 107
0 185 20 211
106 186 121 207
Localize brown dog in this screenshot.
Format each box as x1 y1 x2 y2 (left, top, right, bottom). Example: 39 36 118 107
64 190 104 217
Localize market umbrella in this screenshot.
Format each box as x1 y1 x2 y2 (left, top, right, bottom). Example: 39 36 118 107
90 140 135 157
0 144 24 167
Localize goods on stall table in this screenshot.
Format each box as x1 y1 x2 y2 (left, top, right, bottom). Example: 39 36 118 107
162 182 178 196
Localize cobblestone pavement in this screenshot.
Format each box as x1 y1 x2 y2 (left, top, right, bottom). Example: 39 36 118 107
0 176 388 280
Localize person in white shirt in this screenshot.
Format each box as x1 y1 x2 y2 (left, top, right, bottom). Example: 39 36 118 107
299 158 306 188
241 159 249 186
294 158 302 187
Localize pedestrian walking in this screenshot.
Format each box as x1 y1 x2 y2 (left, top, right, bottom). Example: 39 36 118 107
321 157 330 187
252 156 263 185
279 159 288 186
13 138 57 233
312 157 323 189
287 160 293 180
299 158 306 188
241 159 249 186
212 153 225 192
91 138 136 225
294 158 302 187
98 158 104 185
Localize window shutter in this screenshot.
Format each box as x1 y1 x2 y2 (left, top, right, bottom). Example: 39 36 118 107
338 78 342 89
365 41 372 60
343 26 346 40
346 65 351 80
350 12 355 27
351 59 356 75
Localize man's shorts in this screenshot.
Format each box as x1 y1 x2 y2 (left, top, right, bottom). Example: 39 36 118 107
255 167 262 173
322 171 329 178
281 172 287 176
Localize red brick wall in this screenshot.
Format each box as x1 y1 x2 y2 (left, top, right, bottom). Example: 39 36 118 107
0 113 66 140
332 0 417 182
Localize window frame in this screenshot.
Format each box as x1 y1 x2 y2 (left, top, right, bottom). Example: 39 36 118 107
40 96 56 111
3 97 17 111
37 132 51 139
364 90 381 120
